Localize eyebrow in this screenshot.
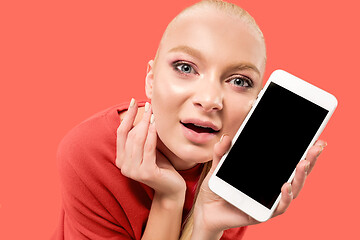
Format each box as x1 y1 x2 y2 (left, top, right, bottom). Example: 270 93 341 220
169 45 261 77
227 63 261 77
169 45 204 60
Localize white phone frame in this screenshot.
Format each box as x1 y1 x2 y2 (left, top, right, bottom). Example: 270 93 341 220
208 69 337 222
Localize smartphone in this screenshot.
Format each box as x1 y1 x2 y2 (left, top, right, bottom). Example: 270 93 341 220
208 69 338 222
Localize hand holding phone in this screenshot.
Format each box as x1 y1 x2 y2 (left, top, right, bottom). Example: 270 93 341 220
208 69 337 222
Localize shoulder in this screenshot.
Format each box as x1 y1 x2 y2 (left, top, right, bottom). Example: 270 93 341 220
56 103 130 180
55 102 152 239
58 105 119 162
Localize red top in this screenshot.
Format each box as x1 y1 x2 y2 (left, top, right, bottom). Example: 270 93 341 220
52 101 247 239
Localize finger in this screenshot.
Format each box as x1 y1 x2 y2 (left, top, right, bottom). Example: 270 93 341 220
143 114 157 167
305 139 327 175
126 102 153 167
315 139 327 149
210 134 232 173
130 102 152 140
273 183 293 217
291 160 309 199
116 98 138 166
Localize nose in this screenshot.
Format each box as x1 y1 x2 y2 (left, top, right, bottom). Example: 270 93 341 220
192 77 223 112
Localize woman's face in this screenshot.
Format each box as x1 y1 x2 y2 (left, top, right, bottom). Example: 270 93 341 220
146 9 266 170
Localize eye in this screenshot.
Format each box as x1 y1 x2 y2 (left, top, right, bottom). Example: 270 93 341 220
229 76 252 88
173 62 196 74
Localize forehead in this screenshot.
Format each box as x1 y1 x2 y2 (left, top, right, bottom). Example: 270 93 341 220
159 8 266 74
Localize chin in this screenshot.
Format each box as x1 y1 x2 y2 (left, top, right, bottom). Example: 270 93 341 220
173 144 214 164
156 130 218 167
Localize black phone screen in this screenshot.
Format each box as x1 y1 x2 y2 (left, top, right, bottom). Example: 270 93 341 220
216 82 328 209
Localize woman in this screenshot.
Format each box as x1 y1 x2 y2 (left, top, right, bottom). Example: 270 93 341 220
53 0 327 239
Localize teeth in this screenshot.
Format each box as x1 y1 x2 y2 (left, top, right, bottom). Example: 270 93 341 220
193 123 210 129
181 121 218 132
193 124 216 131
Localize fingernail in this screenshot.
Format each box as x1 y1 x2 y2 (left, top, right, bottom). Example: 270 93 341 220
219 134 227 143
317 145 324 157
145 102 150 112
304 161 310 174
150 114 155 124
287 184 292 195
129 98 135 108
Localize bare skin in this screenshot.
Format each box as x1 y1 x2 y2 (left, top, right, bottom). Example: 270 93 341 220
115 7 327 240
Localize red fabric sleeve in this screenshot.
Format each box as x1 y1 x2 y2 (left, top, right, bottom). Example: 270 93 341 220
222 226 247 239
52 106 151 240
59 155 132 239
52 103 247 239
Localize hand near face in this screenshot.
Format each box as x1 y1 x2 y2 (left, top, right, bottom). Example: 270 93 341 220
115 100 186 200
192 135 326 237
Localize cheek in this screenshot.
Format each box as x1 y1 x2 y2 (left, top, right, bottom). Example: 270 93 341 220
151 73 193 114
150 74 192 137
224 97 254 138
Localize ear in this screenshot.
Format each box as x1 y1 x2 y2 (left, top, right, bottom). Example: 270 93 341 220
145 60 154 99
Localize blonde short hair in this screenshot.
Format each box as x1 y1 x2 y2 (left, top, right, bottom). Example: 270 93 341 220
154 0 266 68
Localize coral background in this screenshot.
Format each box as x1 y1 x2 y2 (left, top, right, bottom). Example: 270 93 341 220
1 0 359 239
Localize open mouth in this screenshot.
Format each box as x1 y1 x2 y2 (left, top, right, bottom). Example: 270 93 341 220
181 122 219 134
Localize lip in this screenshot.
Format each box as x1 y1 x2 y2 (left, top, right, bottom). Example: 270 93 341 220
181 118 221 131
180 118 221 144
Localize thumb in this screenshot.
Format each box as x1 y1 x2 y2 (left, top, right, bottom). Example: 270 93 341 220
210 134 232 173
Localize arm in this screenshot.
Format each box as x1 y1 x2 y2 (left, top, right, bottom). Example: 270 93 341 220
56 121 135 239
142 192 185 240
190 135 327 240
116 99 186 240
